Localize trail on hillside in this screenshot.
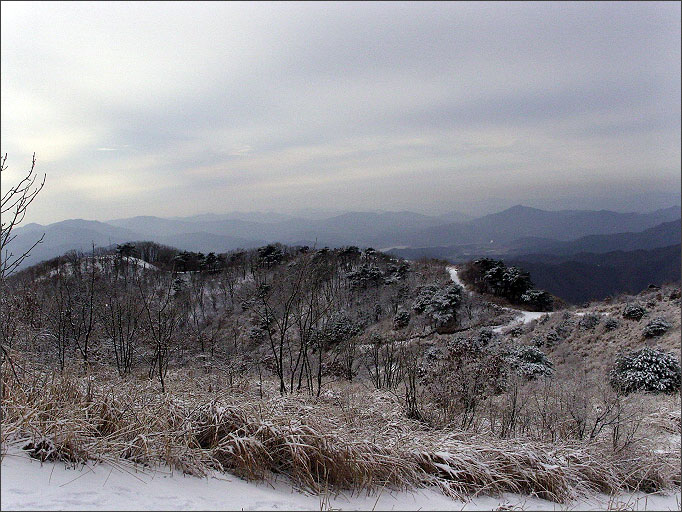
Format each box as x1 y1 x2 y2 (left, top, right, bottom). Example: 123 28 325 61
447 265 553 333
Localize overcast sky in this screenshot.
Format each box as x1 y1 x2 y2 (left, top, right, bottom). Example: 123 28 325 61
2 1 680 224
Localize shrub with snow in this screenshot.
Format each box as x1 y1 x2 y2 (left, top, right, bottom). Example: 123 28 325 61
603 318 620 331
622 303 647 321
412 283 462 328
545 330 561 347
578 313 601 330
477 327 495 345
554 319 574 338
609 348 681 394
642 317 672 338
508 325 524 338
248 326 266 341
257 244 285 267
520 289 554 311
504 345 553 379
422 334 509 420
346 263 384 289
314 313 364 347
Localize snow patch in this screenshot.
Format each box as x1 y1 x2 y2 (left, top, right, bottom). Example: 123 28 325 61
1 450 679 511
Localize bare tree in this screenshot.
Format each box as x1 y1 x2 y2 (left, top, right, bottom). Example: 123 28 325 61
99 256 144 375
139 273 179 393
1 154 46 279
252 256 309 395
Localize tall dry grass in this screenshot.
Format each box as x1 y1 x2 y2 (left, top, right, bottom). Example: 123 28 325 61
1 357 679 504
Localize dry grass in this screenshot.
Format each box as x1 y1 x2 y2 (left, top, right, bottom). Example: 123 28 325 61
2 357 679 504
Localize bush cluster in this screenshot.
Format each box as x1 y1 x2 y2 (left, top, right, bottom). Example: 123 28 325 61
642 317 672 338
504 345 554 379
603 318 620 331
609 348 681 394
544 330 561 347
578 313 601 330
412 283 462 328
622 303 646 321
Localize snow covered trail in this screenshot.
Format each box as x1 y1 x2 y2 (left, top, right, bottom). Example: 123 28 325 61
2 450 679 511
447 265 552 333
447 265 470 294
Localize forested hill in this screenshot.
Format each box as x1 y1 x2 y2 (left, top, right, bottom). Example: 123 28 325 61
507 244 681 304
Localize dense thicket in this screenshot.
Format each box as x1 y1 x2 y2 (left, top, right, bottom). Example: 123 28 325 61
460 258 554 311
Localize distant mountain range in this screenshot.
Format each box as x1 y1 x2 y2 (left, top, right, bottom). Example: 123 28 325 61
388 218 682 261
396 205 681 247
507 244 681 304
6 205 681 303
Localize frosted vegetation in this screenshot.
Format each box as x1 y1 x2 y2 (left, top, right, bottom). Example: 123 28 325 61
1 240 680 509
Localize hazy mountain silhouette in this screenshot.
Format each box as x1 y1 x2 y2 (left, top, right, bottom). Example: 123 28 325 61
504 220 681 255
7 206 680 274
7 219 142 270
403 205 681 246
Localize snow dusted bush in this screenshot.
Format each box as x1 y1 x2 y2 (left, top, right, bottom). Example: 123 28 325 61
248 325 266 341
520 289 554 311
384 261 409 283
578 313 601 330
392 309 410 330
642 317 672 338
412 283 462 329
609 348 681 394
314 313 363 348
504 345 553 379
622 303 647 321
473 328 492 345
421 334 509 427
554 319 574 339
257 244 285 267
346 263 384 289
508 325 524 338
603 318 620 331
545 330 561 347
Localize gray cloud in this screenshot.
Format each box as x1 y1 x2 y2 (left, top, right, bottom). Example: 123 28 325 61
1 1 679 224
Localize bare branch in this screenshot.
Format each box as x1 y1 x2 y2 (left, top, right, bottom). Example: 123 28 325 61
0 154 46 279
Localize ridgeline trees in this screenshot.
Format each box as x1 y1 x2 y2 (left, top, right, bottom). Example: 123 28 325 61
461 257 553 311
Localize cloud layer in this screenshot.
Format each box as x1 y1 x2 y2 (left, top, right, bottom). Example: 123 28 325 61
1 2 680 223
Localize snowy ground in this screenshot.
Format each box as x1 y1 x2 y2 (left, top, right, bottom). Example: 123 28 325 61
2 449 679 511
47 255 158 278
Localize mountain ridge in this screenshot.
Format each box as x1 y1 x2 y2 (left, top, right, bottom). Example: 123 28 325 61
7 205 680 273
